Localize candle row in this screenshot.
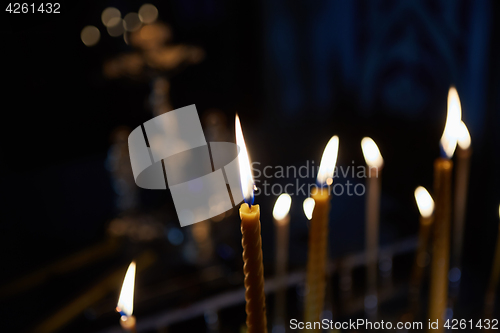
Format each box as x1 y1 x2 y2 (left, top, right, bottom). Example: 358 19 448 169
113 86 500 333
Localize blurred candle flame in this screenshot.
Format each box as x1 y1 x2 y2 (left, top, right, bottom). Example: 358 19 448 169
316 136 339 186
440 87 462 158
117 261 136 317
457 121 471 150
273 193 292 221
235 115 254 205
414 186 435 218
361 137 384 169
303 198 315 220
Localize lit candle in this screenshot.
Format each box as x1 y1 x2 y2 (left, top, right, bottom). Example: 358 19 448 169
409 187 434 313
361 137 384 315
484 204 500 319
303 198 315 221
304 136 339 328
452 121 471 270
235 115 268 333
117 261 137 333
429 86 461 332
272 193 292 327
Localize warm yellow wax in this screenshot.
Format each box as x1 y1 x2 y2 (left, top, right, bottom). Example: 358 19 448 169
240 203 268 333
304 187 330 330
428 158 452 332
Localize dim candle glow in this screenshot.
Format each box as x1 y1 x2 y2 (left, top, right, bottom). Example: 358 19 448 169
457 121 471 150
273 193 292 221
117 261 136 317
414 186 435 218
303 198 315 220
235 115 254 205
440 87 462 158
316 136 339 186
361 137 384 169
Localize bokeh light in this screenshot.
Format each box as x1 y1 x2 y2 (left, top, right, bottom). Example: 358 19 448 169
138 4 158 24
107 17 125 37
123 12 142 32
80 26 100 47
101 7 121 27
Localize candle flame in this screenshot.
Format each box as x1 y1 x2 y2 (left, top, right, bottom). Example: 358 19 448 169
273 193 292 220
316 136 339 186
235 115 254 204
303 197 315 220
457 121 471 150
117 261 136 317
414 186 434 218
440 86 462 158
361 137 384 169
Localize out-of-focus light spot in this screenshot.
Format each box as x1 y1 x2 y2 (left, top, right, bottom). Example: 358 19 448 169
379 257 392 272
167 227 184 245
448 267 461 283
364 295 378 310
123 32 130 45
216 243 235 260
204 310 219 327
446 308 454 320
272 324 285 333
123 12 142 32
102 7 121 27
320 310 333 321
107 17 125 37
138 4 158 24
81 26 100 47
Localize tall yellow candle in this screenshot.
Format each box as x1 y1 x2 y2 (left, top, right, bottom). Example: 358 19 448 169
361 137 384 316
409 187 434 314
484 205 500 319
117 261 137 333
304 136 339 330
428 86 461 332
235 115 267 333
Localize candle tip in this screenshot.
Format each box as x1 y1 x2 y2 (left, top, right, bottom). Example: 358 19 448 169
235 115 254 205
117 261 136 317
457 121 471 150
303 197 315 220
414 186 434 218
361 137 384 169
440 86 462 158
273 193 292 220
316 136 339 186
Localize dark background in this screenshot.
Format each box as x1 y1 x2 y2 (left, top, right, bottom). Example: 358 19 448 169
1 0 499 332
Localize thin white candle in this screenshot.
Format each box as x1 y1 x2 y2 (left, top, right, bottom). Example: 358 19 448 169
452 121 471 270
272 193 292 327
361 137 384 316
